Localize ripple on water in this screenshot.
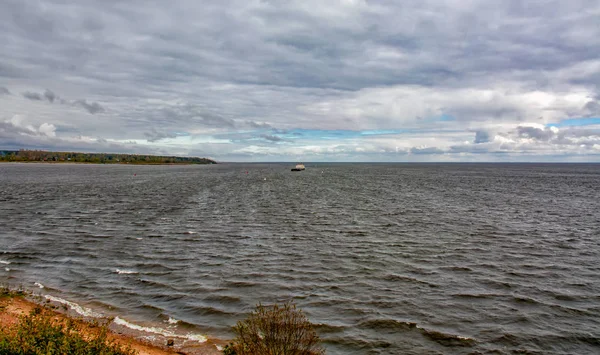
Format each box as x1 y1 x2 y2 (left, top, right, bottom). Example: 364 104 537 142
1 163 600 354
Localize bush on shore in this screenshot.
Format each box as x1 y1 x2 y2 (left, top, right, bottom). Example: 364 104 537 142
0 305 136 355
224 302 324 355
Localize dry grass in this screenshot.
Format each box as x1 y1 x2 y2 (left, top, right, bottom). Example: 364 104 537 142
225 302 324 355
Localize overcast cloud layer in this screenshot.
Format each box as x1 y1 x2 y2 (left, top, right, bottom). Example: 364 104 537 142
1 0 600 161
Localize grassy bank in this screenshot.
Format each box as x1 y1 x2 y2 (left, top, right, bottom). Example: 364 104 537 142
1 287 325 355
0 287 223 355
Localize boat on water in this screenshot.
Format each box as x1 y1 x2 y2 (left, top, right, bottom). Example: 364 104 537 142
291 163 305 171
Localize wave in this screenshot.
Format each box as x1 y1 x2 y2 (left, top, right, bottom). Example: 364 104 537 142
113 317 206 343
553 294 579 301
382 273 437 287
0 260 10 265
359 319 418 331
418 327 475 347
40 292 206 344
202 294 242 304
441 266 473 272
313 322 347 334
34 282 44 289
453 293 498 300
512 295 543 305
44 295 104 318
357 318 475 347
221 280 258 288
115 269 138 275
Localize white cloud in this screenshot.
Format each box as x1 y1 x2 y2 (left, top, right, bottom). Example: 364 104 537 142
38 123 56 137
1 0 600 161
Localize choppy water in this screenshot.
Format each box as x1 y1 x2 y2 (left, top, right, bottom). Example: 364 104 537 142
1 163 600 354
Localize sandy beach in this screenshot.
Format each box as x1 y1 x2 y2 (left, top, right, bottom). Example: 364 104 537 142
0 294 227 355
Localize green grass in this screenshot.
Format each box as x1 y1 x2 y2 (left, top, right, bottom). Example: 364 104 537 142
0 287 25 300
0 295 136 355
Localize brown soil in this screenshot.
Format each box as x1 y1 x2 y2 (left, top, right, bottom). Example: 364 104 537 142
0 296 226 355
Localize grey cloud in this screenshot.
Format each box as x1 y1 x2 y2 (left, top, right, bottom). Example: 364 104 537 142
271 128 290 134
22 89 57 103
0 62 24 79
2 0 600 161
44 89 56 103
410 147 445 155
450 143 496 154
22 91 43 100
0 118 152 154
474 130 492 144
0 87 10 95
19 87 106 114
559 127 600 139
517 126 556 141
199 112 235 128
4 0 598 93
260 134 283 142
552 127 600 146
0 120 35 137
144 129 177 142
74 100 105 114
246 121 272 129
145 104 238 130
583 101 600 115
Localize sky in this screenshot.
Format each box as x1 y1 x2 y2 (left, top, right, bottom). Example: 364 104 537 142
1 0 600 162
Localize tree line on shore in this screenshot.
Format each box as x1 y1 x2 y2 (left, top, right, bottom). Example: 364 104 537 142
0 149 216 165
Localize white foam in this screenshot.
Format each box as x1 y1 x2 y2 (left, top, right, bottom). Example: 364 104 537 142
0 260 10 264
216 345 224 351
136 237 143 240
34 282 44 289
184 231 196 234
115 269 138 275
44 295 103 318
113 317 207 343
4 267 9 272
167 317 179 325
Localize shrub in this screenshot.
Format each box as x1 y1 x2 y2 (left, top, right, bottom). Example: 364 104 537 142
227 302 324 355
0 306 136 355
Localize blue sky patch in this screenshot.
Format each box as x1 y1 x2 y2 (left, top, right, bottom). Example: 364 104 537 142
547 117 600 128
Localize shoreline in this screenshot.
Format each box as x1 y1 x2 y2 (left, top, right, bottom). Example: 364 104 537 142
0 150 217 165
0 290 227 355
0 161 215 166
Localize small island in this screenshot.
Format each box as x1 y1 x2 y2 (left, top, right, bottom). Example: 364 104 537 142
0 149 217 165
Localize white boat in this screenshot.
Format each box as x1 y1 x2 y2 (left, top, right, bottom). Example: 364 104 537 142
291 163 305 171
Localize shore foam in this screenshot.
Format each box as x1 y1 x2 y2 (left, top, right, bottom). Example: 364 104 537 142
167 317 180 325
39 293 209 349
114 317 207 343
44 295 104 318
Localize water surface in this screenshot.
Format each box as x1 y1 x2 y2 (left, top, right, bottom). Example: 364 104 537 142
1 163 599 354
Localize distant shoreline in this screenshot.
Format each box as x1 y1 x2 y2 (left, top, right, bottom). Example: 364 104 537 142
0 150 217 165
0 161 213 165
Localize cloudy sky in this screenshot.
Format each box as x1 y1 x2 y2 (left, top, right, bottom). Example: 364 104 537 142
1 0 599 161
